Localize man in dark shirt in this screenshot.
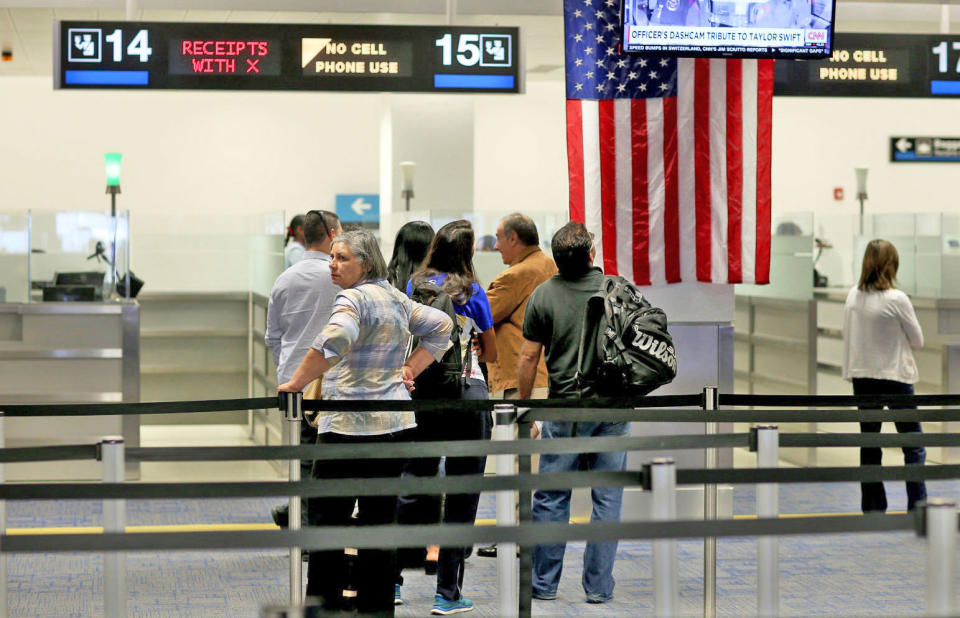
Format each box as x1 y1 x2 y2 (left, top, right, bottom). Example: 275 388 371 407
518 221 628 604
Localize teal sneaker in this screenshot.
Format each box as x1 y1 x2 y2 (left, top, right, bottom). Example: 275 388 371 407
394 584 403 606
431 594 474 615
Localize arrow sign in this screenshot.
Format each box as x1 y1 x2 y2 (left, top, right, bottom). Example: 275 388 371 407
335 194 380 224
351 198 372 216
895 137 912 153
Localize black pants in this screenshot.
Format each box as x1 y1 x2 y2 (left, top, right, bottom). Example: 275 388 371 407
306 430 408 615
852 378 927 512
395 379 491 601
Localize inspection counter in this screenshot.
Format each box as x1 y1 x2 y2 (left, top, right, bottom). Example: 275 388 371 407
0 300 139 480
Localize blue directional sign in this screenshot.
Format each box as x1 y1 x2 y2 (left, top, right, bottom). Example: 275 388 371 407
890 136 960 162
335 194 380 224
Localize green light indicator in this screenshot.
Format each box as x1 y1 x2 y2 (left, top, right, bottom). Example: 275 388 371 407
104 153 122 187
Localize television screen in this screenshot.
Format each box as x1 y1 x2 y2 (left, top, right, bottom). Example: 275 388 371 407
620 0 835 58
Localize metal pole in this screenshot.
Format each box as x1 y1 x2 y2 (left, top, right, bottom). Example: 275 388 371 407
281 391 304 606
703 386 718 618
100 436 126 618
755 425 779 617
925 499 958 616
0 412 7 618
650 457 678 617
493 403 519 618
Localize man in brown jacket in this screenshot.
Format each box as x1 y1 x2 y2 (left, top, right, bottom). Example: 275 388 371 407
487 213 557 399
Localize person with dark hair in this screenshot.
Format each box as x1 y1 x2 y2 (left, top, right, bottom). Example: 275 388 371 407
398 220 497 614
518 221 628 604
843 239 927 512
266 210 342 529
284 214 307 268
278 229 453 615
486 213 556 400
388 221 435 292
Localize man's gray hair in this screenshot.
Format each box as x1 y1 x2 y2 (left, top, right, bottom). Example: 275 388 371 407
501 213 539 247
333 230 388 280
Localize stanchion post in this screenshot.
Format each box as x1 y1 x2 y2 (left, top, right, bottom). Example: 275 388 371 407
517 413 533 618
492 403 519 618
99 436 126 618
281 391 304 606
924 499 958 616
0 411 6 618
754 425 779 617
649 457 678 617
702 386 718 618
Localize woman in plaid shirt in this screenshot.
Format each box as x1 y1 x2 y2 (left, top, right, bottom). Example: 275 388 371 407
279 230 453 615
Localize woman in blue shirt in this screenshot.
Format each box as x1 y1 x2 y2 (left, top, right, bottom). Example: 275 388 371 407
401 219 497 614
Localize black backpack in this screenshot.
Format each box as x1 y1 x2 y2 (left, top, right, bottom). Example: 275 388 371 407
408 279 465 399
575 275 677 397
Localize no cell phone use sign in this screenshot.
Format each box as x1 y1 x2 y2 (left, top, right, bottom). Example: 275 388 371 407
890 136 960 162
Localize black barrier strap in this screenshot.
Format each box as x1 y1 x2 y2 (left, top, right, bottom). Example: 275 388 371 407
0 514 914 554
521 408 960 423
0 470 642 501
124 433 749 462
0 444 99 463
0 397 277 417
677 464 960 486
300 393 702 413
4 463 960 502
719 393 960 408
780 433 960 448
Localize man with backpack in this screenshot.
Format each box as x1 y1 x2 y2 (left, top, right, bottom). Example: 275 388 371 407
517 221 629 605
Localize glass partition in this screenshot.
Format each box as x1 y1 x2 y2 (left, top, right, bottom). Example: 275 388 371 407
736 212 814 300
0 212 29 302
29 210 117 301
134 211 284 294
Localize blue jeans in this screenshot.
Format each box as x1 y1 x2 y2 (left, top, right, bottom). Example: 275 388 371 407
532 421 628 601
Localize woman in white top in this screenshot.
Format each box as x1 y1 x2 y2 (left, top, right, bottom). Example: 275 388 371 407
283 214 306 269
842 239 927 512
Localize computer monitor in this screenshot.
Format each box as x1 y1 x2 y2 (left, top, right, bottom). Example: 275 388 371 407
54 271 105 286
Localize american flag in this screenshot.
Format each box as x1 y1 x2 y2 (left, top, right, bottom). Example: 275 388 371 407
564 0 773 285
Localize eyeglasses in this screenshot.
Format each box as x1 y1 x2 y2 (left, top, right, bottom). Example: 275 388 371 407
307 209 334 240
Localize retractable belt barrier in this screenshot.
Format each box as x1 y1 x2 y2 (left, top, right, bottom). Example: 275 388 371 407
0 463 956 502
4 389 960 618
2 432 960 465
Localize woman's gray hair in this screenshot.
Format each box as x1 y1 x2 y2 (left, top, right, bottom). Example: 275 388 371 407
333 230 388 281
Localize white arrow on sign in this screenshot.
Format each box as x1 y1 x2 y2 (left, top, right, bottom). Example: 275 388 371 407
351 198 372 216
896 137 912 153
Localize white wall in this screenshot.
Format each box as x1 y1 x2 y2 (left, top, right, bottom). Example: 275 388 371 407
0 76 382 215
773 96 960 222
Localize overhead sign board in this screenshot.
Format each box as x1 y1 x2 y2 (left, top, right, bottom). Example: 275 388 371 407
890 136 960 162
54 21 521 93
775 32 960 97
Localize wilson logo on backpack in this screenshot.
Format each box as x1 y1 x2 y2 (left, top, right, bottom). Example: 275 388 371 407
576 275 677 397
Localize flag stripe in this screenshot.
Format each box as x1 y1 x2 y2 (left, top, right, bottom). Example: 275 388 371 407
755 60 774 284
646 98 666 286
615 99 634 283
566 99 585 224
663 96 681 284
581 101 603 270
676 58 697 284
709 59 728 284
726 59 743 284
631 99 650 286
741 60 758 285
694 58 712 282
599 99 618 275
